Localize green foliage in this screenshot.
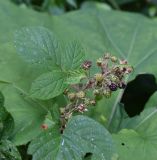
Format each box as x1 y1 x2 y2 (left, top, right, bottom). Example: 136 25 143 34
28 116 116 160
0 140 21 160
1 0 157 160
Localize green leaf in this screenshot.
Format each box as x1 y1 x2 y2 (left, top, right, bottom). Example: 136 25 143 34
30 70 68 100
65 70 86 84
14 26 61 70
0 140 21 160
49 7 157 127
113 107 157 160
61 41 85 70
28 115 116 160
145 91 157 109
0 84 47 145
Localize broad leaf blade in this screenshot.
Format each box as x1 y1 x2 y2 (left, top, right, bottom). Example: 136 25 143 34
14 27 61 70
62 41 85 70
28 115 116 160
113 107 157 160
30 70 68 100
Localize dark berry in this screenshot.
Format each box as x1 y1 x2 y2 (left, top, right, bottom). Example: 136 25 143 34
109 83 117 91
118 82 126 89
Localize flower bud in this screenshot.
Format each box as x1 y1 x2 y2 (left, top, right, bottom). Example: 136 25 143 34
90 100 96 106
68 93 76 101
126 66 133 74
110 56 117 63
103 90 111 98
96 58 103 66
76 91 85 99
119 59 128 65
110 75 119 82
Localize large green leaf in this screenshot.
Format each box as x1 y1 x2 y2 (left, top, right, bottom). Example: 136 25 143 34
51 8 157 127
28 115 116 160
0 84 47 145
113 106 157 160
1 0 157 145
0 2 51 145
15 27 85 99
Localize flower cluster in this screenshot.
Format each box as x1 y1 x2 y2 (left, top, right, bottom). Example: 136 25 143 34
60 53 133 132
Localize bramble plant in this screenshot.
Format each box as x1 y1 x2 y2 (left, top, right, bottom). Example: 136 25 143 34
1 1 157 160
14 26 132 159
60 53 133 132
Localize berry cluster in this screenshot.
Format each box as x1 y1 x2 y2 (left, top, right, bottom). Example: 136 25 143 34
60 53 133 132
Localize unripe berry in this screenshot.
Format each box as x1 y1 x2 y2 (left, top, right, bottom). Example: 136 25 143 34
95 73 104 82
103 90 111 98
93 89 100 95
76 91 85 98
126 66 133 74
68 93 76 101
110 56 117 63
96 58 103 66
77 103 86 113
109 83 117 91
110 75 119 82
90 100 96 106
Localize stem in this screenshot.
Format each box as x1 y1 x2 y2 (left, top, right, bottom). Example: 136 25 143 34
107 75 130 129
107 89 124 129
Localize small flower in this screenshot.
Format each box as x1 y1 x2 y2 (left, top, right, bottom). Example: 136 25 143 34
82 60 92 70
76 91 85 99
109 83 117 91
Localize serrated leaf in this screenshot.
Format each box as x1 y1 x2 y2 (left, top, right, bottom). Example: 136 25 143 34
66 70 86 84
61 41 85 70
0 140 21 160
28 115 116 160
113 107 157 160
30 70 68 100
14 27 61 70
